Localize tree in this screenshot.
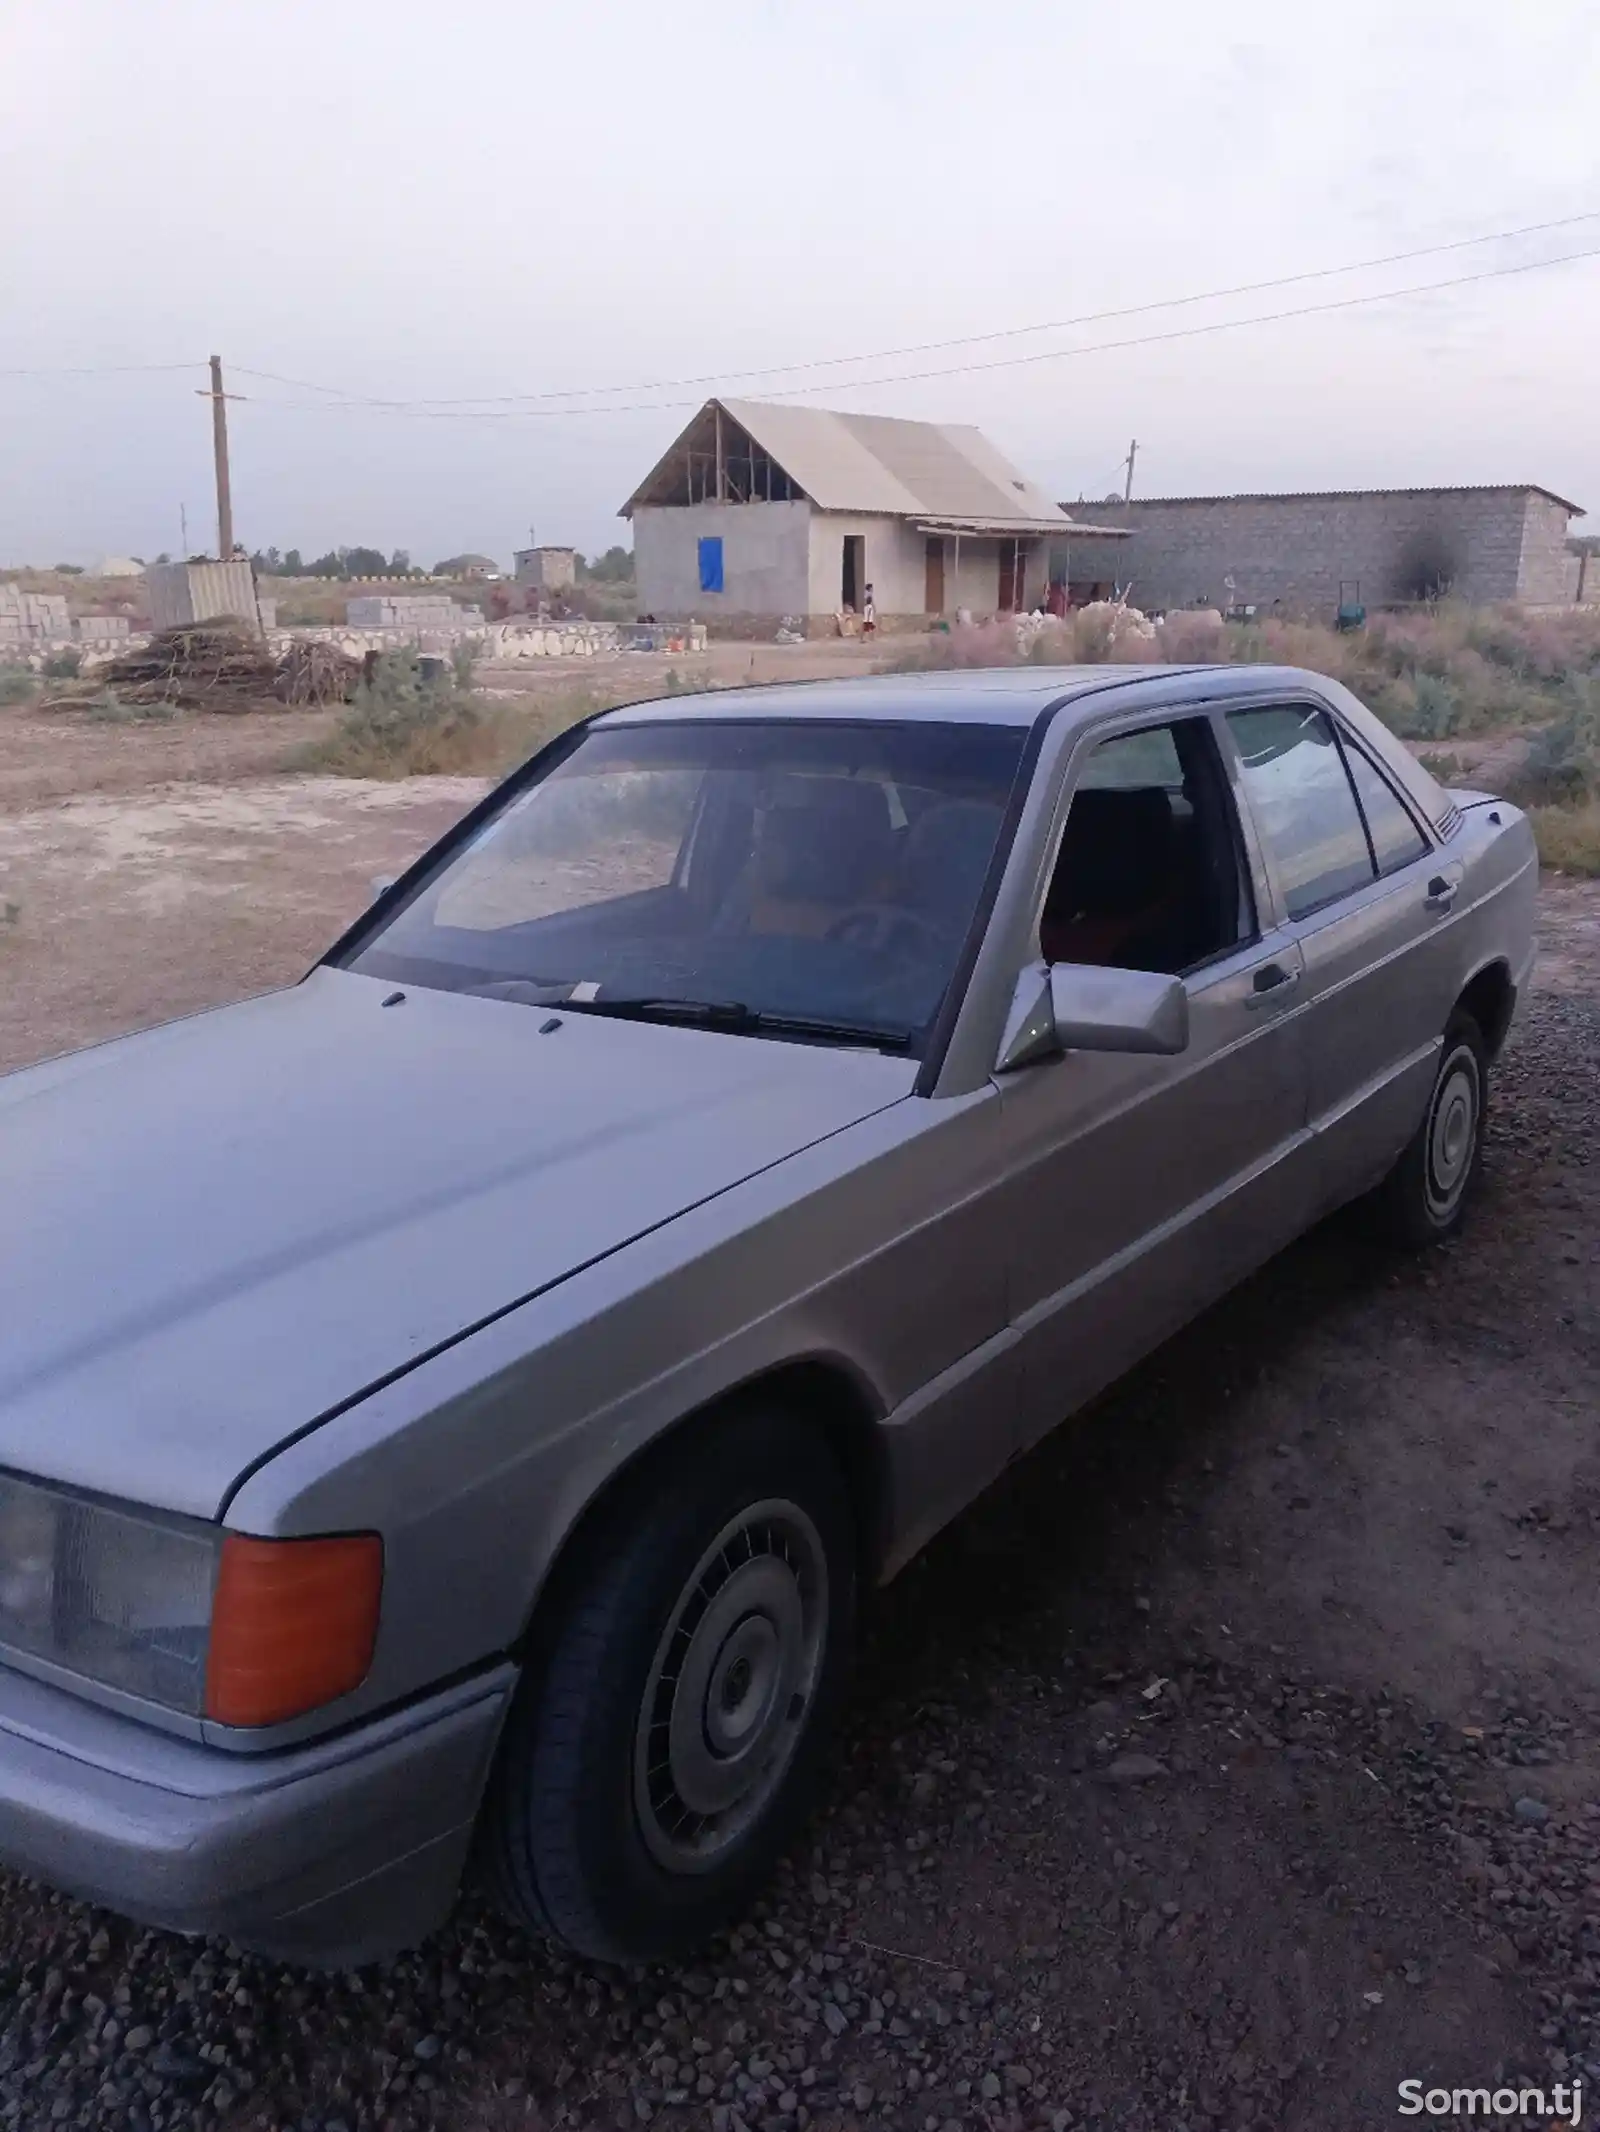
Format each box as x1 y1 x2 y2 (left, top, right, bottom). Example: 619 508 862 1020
581 545 634 583
283 548 303 575
341 545 390 578
390 548 412 576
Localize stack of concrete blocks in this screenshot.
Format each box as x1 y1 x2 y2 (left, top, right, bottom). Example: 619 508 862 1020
76 616 132 643
345 594 475 629
0 585 71 644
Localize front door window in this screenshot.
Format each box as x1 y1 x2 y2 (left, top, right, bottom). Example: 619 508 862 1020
1041 719 1253 974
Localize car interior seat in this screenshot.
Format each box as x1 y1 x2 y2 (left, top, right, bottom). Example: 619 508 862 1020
1041 787 1188 971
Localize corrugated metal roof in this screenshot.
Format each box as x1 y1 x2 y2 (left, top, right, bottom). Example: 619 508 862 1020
1062 483 1585 516
914 515 1131 539
623 398 1076 526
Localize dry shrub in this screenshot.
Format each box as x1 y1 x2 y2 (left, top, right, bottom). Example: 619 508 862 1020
1530 801 1600 875
1463 603 1600 681
1154 612 1227 663
304 662 657 780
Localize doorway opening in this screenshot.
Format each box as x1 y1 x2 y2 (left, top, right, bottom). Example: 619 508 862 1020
998 538 1025 612
841 534 865 612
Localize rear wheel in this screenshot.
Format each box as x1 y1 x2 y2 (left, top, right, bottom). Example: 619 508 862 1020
482 1409 856 1964
1373 1008 1488 1247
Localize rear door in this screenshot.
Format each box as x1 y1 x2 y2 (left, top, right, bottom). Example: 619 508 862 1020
997 708 1314 1452
1222 699 1452 1212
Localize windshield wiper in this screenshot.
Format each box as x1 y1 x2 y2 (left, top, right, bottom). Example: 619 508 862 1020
563 996 912 1051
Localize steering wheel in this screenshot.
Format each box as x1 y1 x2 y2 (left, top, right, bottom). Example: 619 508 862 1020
825 904 949 958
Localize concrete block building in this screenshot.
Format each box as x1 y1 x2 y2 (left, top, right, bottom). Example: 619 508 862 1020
513 546 578 593
1057 485 1587 616
623 399 1127 623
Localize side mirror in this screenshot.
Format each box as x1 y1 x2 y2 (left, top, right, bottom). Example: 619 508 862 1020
996 960 1189 1072
370 874 397 898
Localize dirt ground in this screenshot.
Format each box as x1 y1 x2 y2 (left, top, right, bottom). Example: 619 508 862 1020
0 700 1598 2132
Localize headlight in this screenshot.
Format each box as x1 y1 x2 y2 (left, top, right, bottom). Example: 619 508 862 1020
0 1474 218 1713
0 1473 382 1727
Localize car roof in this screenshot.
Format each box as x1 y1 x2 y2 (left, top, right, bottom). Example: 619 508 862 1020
593 663 1323 731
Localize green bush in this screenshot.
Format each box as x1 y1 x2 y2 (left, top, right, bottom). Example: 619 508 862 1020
0 669 39 705
41 649 82 680
1397 671 1462 741
1511 674 1600 806
306 648 500 777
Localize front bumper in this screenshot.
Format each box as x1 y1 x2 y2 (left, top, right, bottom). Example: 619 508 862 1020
0 1658 516 1967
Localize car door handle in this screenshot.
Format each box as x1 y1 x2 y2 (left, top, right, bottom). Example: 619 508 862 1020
1245 961 1300 1006
1424 870 1461 914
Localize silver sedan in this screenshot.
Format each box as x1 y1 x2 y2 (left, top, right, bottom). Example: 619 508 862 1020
0 662 1536 1965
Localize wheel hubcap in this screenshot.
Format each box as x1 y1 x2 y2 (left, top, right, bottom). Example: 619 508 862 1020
634 1502 828 1873
1425 1046 1480 1220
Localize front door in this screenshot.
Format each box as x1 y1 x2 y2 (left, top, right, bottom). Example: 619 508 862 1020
999 712 1312 1449
925 537 945 615
997 539 1021 612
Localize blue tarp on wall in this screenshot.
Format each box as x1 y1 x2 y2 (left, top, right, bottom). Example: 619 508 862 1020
698 536 724 594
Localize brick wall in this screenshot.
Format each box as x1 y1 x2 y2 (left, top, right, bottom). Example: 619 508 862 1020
1517 494 1583 605
1058 490 1583 615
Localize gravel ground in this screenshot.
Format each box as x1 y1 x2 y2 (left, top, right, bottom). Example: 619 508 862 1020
0 767 1595 2129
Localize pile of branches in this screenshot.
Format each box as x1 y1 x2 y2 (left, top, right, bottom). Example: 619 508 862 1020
90 622 364 713
103 621 277 713
274 638 362 706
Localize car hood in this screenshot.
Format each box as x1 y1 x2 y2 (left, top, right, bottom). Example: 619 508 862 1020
0 969 912 1518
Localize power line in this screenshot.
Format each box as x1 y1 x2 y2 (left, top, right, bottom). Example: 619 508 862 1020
235 241 1600 423
230 207 1600 410
0 360 199 378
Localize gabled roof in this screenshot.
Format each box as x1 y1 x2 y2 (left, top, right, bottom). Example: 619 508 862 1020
623 397 1083 530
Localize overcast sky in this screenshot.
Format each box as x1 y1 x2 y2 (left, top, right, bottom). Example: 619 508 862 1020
3 0 1597 568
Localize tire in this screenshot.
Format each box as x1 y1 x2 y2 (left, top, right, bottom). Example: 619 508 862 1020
481 1408 857 1964
1373 1008 1488 1248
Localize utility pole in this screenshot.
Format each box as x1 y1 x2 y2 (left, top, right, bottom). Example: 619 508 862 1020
1123 438 1139 506
179 503 189 557
196 355 240 558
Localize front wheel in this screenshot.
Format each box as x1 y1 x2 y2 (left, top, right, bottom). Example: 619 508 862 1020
481 1410 856 1964
1373 1008 1488 1248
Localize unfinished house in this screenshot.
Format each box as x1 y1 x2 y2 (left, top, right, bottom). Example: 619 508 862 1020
623 399 1127 623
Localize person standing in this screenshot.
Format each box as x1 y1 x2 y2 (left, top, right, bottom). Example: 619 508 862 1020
862 583 877 636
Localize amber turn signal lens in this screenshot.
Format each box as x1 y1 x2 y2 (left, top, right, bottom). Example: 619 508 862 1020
204 1533 383 1728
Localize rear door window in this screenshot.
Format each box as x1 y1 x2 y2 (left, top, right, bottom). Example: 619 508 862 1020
1226 705 1376 920
1344 744 1430 875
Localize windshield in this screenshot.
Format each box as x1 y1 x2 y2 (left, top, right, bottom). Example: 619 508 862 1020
338 717 1027 1053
